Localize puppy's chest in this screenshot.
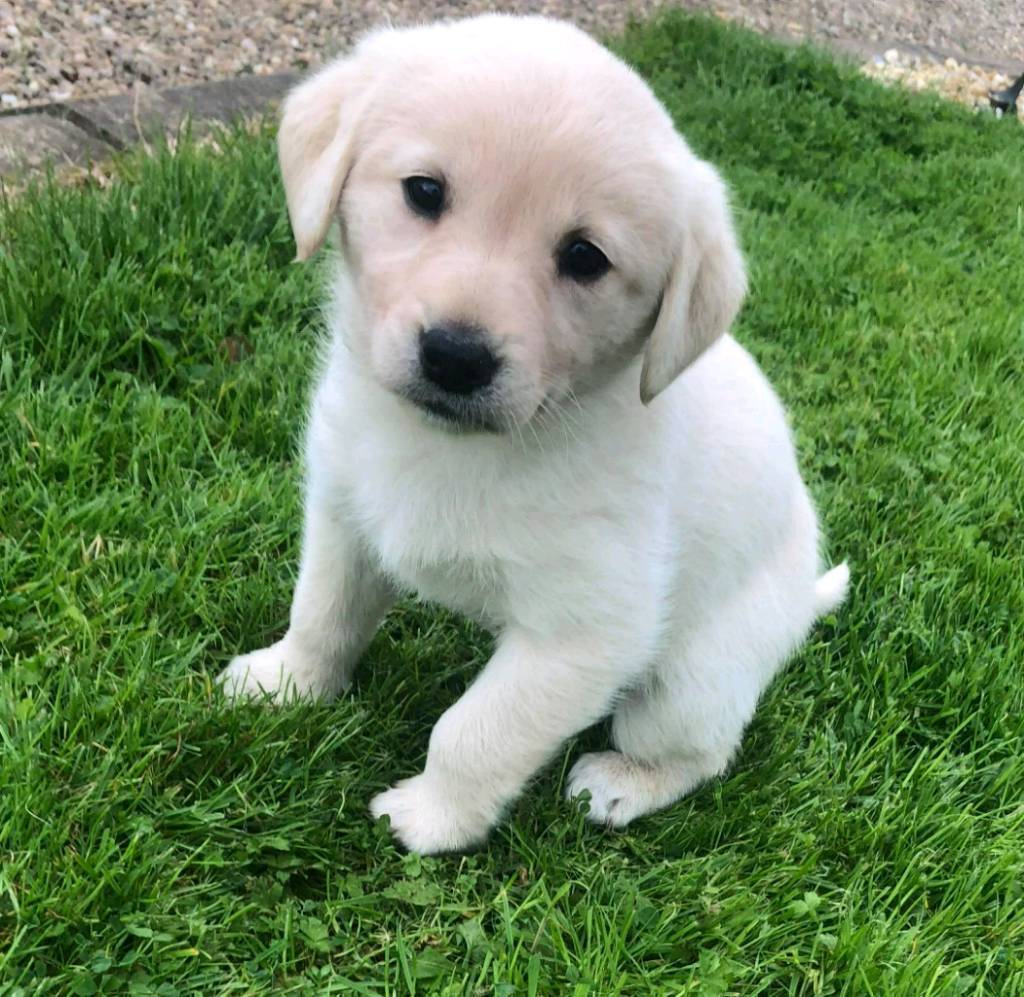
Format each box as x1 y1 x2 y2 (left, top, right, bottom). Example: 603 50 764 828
349 467 522 623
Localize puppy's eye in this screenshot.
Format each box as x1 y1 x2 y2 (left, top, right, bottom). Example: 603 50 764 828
403 176 445 218
558 238 611 283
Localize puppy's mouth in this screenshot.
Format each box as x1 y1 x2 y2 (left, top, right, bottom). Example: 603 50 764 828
400 388 505 435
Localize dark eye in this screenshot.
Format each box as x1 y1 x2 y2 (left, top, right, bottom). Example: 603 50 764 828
557 238 611 283
403 176 445 218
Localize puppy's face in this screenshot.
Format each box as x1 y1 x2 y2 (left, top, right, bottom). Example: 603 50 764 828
280 17 747 432
342 74 678 432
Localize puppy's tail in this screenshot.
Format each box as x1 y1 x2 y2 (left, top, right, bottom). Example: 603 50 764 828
814 562 850 617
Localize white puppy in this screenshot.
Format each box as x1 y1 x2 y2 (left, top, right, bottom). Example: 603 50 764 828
219 14 848 854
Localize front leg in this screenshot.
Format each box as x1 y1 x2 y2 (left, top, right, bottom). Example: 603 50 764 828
219 489 394 703
370 628 646 853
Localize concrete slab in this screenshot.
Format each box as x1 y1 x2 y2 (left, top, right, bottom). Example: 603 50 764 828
163 73 299 122
0 73 298 179
64 73 298 149
0 112 110 177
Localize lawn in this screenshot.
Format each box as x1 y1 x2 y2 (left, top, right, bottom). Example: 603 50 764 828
1 10 1022 993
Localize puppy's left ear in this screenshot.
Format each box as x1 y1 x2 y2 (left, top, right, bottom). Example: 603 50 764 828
278 52 376 261
640 161 747 404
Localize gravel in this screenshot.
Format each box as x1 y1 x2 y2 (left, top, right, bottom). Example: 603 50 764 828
1 1 1021 116
861 49 1023 123
0 1 666 109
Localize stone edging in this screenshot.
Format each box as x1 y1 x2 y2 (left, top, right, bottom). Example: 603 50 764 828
0 72 296 178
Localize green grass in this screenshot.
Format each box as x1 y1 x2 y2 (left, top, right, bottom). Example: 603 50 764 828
2 10 1022 993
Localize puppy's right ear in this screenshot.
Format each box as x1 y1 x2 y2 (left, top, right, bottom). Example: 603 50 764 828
278 55 375 261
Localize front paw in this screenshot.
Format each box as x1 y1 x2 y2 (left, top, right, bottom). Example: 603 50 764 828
369 775 491 854
218 638 341 704
567 750 714 828
566 750 659 828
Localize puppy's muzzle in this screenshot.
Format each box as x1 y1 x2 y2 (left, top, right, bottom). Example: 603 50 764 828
402 322 508 432
418 324 501 396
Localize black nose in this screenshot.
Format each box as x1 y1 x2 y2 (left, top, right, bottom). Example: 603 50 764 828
419 325 500 395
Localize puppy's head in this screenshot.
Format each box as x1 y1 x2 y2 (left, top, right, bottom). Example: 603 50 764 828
279 15 746 432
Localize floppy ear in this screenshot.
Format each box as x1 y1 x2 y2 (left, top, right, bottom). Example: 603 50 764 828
639 162 747 404
278 54 376 261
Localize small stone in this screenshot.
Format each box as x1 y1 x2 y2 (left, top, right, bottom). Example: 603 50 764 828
135 58 158 83
883 48 899 65
1 92 17 106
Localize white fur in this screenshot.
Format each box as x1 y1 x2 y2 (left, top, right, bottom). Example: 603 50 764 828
219 15 848 854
